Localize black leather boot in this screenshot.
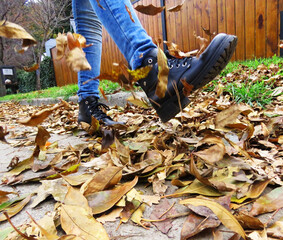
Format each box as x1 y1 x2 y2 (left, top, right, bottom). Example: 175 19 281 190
78 96 123 126
138 33 238 122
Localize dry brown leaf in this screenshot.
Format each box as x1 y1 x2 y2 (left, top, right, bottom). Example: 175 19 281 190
23 63 39 72
80 166 122 196
180 198 246 239
0 194 33 222
125 4 135 23
250 186 283 216
134 4 165 15
215 104 253 131
0 125 8 143
181 213 220 240
56 32 68 60
234 212 264 230
60 204 109 240
155 46 169 99
167 0 186 12
87 176 138 215
66 47 91 72
18 101 68 126
0 20 36 50
194 32 209 58
194 135 226 164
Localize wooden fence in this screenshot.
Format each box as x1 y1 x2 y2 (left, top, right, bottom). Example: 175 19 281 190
101 0 283 73
53 0 283 86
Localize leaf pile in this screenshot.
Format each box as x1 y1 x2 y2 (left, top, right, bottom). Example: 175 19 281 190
0 59 283 239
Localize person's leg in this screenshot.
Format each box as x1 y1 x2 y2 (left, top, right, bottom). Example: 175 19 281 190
73 0 123 126
87 0 157 70
89 0 237 122
72 0 101 101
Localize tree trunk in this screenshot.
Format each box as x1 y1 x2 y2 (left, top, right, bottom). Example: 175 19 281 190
0 37 5 65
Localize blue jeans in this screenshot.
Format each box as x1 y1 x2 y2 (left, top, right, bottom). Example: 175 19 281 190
72 0 157 101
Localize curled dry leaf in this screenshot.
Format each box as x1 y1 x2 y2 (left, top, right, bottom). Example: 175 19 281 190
56 33 68 60
167 0 186 12
194 135 226 164
18 100 70 126
66 47 91 72
80 166 123 196
181 213 220 240
135 4 165 15
155 46 169 99
0 194 33 222
164 41 198 58
87 176 138 215
125 4 135 23
0 20 36 50
250 186 283 216
23 63 39 72
0 125 8 143
60 204 109 240
180 198 246 240
194 32 209 58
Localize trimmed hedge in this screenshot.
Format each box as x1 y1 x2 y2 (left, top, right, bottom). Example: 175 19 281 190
17 56 56 93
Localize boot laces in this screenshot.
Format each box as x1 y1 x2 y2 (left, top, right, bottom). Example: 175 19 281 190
165 51 192 69
86 98 110 120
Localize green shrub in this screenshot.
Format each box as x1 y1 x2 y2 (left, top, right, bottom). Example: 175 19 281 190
40 56 56 89
17 70 36 93
17 56 56 93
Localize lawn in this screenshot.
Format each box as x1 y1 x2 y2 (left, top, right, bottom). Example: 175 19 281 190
0 55 282 106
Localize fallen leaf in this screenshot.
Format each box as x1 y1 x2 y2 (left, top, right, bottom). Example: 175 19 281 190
87 176 138 215
66 47 91 72
125 4 135 23
0 194 33 222
155 46 169 99
134 4 165 15
60 204 109 240
234 212 264 230
250 186 283 216
80 166 122 196
0 20 36 49
181 213 220 239
167 0 186 12
0 126 8 143
180 198 246 239
23 63 39 72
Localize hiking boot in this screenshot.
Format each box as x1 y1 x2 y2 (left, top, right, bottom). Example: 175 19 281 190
138 33 238 122
78 96 123 126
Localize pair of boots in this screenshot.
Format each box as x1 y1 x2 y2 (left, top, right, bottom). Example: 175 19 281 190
78 34 238 125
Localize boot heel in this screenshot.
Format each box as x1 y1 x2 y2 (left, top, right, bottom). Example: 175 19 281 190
157 95 190 122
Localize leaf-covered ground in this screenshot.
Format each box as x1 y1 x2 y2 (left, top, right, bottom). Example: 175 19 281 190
0 62 283 240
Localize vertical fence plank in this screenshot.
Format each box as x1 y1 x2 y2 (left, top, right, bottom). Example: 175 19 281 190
255 0 266 58
266 0 278 57
235 0 245 60
226 0 236 61
188 0 197 50
245 0 256 59
175 0 184 48
208 0 218 35
201 0 211 40
181 0 190 51
218 0 227 34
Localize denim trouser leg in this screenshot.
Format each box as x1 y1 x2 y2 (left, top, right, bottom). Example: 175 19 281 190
86 0 157 70
72 0 102 101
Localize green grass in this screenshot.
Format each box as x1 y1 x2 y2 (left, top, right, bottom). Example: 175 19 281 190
0 80 120 101
225 81 274 108
1 56 282 103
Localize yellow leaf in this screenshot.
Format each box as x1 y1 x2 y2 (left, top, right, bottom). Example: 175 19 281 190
180 198 246 239
155 46 169 99
66 47 91 72
0 20 36 49
0 194 33 222
60 204 109 240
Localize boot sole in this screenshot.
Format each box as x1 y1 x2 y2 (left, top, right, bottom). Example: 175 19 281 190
157 34 238 123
